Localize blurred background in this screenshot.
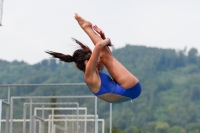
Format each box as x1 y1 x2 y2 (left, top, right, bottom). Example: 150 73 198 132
0 0 200 133
0 0 200 64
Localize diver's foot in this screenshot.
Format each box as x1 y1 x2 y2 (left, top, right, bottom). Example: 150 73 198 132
74 13 92 29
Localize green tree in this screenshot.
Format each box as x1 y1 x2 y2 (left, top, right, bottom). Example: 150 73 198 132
107 126 126 133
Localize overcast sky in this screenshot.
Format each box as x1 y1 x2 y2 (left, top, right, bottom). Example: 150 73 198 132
0 0 200 64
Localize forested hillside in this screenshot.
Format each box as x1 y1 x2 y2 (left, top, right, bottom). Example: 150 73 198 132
0 45 200 133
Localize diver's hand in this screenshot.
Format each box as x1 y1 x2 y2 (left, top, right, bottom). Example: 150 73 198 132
93 25 106 39
93 25 113 46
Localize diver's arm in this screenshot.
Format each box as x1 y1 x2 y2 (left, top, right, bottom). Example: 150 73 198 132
84 39 110 76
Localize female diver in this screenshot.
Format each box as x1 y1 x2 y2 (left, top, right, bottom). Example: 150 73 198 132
46 13 141 103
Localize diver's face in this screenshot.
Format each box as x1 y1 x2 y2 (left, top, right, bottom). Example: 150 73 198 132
96 59 104 71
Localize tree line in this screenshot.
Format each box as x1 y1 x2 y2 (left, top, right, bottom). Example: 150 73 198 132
0 44 200 133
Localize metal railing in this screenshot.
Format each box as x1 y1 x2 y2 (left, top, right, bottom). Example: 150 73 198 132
0 83 112 133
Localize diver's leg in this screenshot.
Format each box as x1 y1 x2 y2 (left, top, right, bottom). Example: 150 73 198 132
75 13 139 88
74 13 114 58
100 50 139 88
74 13 103 45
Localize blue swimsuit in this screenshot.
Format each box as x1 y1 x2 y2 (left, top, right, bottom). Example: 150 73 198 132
88 71 141 100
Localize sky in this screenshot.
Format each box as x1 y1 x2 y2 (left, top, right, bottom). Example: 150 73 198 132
0 0 200 64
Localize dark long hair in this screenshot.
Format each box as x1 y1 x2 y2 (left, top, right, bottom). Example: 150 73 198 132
46 38 92 72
